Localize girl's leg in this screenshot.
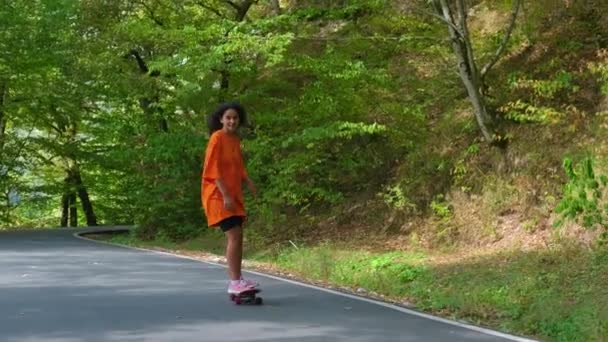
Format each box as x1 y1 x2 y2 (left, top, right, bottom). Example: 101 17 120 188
224 225 243 280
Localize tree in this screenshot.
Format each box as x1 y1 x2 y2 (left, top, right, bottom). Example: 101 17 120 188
0 0 102 228
0 0 68 226
429 0 522 144
69 0 294 238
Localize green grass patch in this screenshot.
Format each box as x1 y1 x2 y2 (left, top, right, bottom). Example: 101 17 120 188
265 244 608 341
259 246 428 296
101 230 226 255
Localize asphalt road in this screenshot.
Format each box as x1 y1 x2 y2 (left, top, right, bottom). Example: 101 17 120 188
0 228 535 342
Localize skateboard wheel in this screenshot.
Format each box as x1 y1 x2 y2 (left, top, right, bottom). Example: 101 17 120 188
255 297 263 305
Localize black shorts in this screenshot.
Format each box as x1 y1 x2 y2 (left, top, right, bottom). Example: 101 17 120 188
218 216 243 232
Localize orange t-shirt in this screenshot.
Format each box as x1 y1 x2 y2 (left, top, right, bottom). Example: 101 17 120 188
201 130 247 227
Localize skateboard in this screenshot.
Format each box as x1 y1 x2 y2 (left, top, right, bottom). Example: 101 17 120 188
229 288 263 305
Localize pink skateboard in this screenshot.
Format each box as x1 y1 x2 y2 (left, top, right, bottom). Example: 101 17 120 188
229 288 263 305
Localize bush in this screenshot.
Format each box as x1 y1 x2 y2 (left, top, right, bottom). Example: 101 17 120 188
131 130 206 241
555 157 608 243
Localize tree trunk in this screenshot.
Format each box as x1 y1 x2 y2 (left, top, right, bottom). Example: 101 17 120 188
130 50 169 132
69 192 77 227
60 172 71 228
0 82 7 152
158 107 169 132
71 167 97 226
215 0 257 103
60 192 69 227
458 67 494 141
219 69 230 103
437 0 494 142
60 175 79 228
61 165 96 227
480 0 522 80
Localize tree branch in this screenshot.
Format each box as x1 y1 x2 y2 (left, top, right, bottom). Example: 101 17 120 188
455 0 467 30
416 5 463 39
481 0 522 79
47 121 63 136
456 0 479 82
224 0 240 11
235 0 256 21
196 1 225 18
129 49 149 73
136 0 164 26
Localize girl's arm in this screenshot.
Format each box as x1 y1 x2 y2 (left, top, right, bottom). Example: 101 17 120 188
215 179 236 211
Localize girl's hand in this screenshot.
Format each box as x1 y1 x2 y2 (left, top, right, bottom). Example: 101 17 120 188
223 196 236 211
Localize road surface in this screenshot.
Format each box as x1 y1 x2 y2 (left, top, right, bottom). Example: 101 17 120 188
0 228 534 342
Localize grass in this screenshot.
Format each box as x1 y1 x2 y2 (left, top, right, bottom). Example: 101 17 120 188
261 243 608 341
102 230 226 255
420 247 608 341
96 230 608 342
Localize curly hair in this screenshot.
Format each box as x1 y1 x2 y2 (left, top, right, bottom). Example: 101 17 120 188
207 102 248 135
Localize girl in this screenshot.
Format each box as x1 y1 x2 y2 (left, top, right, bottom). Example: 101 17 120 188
201 102 259 294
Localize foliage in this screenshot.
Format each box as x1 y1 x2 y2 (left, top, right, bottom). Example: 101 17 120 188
131 130 207 240
1 1 607 253
292 0 385 21
380 183 417 212
499 100 563 124
500 71 578 124
508 70 578 100
259 121 389 207
430 194 452 220
429 194 457 245
555 157 608 242
587 49 608 96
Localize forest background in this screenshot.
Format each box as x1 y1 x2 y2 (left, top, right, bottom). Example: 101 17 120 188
2 1 608 340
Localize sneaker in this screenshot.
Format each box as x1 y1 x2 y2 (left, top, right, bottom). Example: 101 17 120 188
228 280 255 294
240 277 259 289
